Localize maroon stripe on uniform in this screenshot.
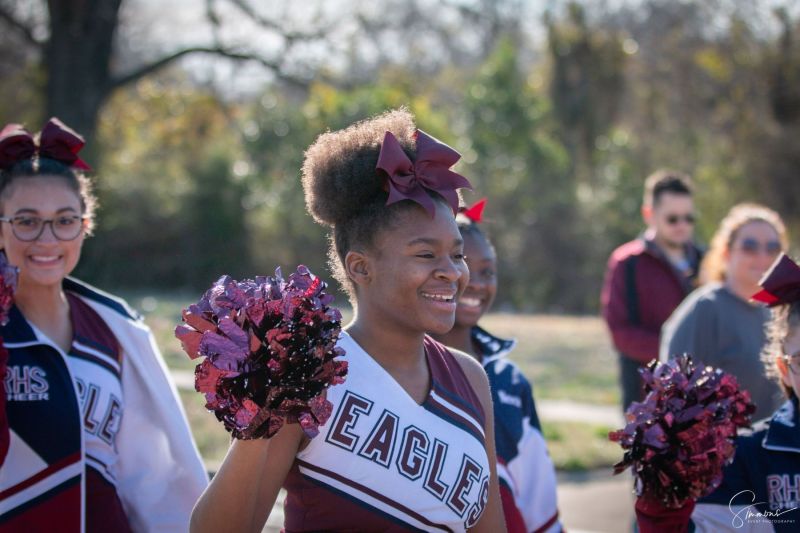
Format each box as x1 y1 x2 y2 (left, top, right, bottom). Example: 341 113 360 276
67 292 122 365
85 466 132 532
0 475 80 531
68 347 120 377
423 394 485 447
290 459 454 532
424 337 485 425
533 511 560 533
0 452 81 500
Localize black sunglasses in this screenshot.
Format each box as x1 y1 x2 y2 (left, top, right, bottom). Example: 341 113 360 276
665 214 695 225
739 237 782 256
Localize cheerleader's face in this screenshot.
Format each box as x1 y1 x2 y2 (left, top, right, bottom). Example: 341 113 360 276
0 177 86 289
363 201 469 335
454 231 497 328
780 324 800 396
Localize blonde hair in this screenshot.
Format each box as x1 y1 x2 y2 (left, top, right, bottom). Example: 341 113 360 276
699 203 788 284
761 301 800 399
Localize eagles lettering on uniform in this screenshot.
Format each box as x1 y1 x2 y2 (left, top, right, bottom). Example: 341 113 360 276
283 333 490 532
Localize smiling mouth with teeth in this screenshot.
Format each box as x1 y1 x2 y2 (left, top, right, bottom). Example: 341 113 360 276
421 292 455 303
458 297 482 308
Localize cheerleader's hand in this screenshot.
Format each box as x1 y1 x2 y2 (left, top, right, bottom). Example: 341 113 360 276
635 494 696 533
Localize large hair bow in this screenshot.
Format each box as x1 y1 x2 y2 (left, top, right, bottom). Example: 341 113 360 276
0 117 91 171
752 253 800 306
376 129 471 217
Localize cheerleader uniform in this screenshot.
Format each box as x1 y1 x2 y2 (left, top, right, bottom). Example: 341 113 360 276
0 278 207 532
472 326 562 533
283 332 491 532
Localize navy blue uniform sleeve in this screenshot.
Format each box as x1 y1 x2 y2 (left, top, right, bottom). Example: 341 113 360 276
690 434 765 532
522 377 541 432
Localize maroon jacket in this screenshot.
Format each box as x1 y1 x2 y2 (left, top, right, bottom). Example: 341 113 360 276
601 236 703 364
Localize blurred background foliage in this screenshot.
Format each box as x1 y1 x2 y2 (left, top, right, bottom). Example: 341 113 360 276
1 0 798 312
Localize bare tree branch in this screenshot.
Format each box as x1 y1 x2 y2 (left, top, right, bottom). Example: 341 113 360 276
206 0 222 44
226 0 328 43
0 4 43 47
109 46 307 90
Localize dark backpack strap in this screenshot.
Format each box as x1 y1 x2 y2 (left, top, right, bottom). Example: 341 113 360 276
625 255 641 326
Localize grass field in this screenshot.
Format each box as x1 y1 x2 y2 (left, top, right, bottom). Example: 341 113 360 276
128 292 624 472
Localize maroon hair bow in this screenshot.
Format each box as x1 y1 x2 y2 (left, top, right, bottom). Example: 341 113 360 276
460 198 487 223
752 253 800 306
0 117 91 171
376 130 472 217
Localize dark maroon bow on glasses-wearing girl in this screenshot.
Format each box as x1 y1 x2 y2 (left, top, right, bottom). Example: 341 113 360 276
0 117 91 171
376 129 471 217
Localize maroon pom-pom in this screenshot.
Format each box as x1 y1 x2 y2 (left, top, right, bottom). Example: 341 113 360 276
609 354 755 508
176 266 348 439
0 253 17 327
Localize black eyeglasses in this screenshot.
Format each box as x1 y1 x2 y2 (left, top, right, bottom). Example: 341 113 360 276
782 352 800 375
665 214 695 225
0 215 87 242
738 238 782 257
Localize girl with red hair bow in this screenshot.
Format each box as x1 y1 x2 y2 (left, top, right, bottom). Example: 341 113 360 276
432 198 563 533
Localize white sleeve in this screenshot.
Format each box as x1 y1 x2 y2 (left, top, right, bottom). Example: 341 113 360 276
507 420 561 533
115 323 208 532
692 502 776 533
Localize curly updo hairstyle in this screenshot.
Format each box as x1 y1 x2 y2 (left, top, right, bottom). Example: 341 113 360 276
301 108 454 299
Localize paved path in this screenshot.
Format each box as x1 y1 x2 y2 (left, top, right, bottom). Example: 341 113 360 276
557 470 634 532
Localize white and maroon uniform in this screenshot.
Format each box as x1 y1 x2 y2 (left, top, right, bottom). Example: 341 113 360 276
0 278 207 532
283 332 491 532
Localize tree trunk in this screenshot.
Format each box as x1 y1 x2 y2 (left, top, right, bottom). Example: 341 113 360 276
45 0 122 147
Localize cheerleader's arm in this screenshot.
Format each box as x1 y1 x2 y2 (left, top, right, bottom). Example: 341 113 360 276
190 423 304 533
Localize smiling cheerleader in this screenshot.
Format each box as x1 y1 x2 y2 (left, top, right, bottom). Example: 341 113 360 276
190 108 506 532
0 119 207 532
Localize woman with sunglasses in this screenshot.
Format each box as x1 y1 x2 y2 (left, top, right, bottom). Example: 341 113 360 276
636 253 800 532
660 203 789 419
0 119 207 532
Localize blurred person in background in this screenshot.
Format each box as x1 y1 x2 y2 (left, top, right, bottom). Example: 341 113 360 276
660 203 788 420
601 170 704 411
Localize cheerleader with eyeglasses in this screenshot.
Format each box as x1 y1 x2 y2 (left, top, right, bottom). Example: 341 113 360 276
0 119 207 532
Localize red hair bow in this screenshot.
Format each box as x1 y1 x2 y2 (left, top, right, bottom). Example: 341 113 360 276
460 198 487 223
752 253 800 306
0 118 91 171
376 129 472 217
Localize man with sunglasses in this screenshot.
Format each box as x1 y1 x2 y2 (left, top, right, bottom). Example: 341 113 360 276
601 170 704 412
